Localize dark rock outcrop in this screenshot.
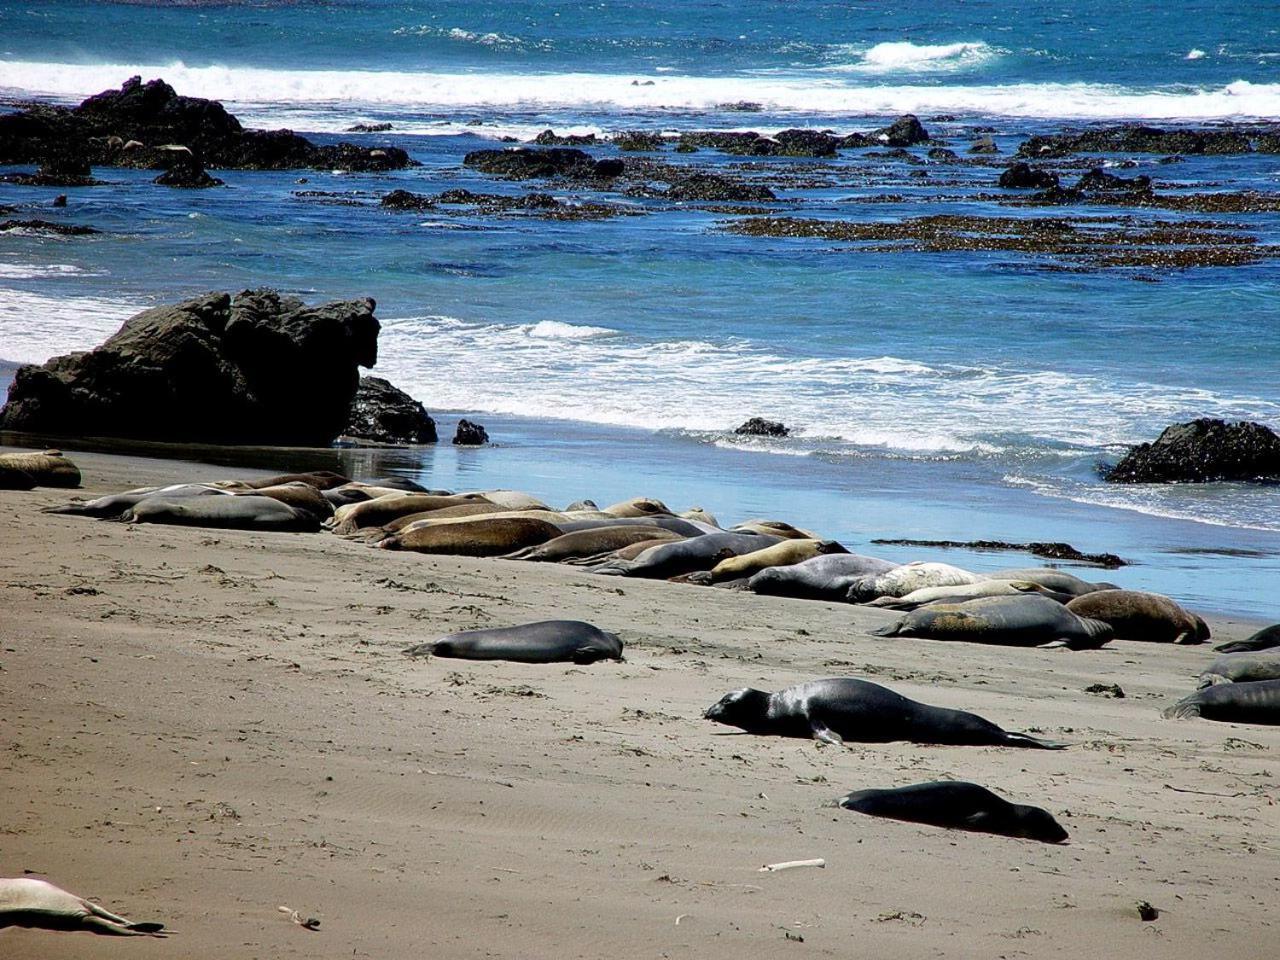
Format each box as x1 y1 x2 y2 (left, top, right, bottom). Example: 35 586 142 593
453 419 489 445
381 188 435 210
663 173 776 203
612 131 666 152
532 129 598 146
0 219 99 236
1017 125 1255 159
0 289 379 445
927 147 959 162
344 376 437 445
1105 419 1280 484
0 76 413 172
871 115 930 147
347 122 394 133
1076 168 1152 194
969 135 999 154
462 147 615 179
0 154 104 186
153 153 223 188
735 417 789 438
676 129 838 157
998 162 1059 190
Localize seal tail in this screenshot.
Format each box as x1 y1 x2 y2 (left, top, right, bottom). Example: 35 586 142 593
402 642 435 658
42 503 93 515
1072 617 1114 649
1162 697 1202 720
870 621 903 637
1001 732 1069 750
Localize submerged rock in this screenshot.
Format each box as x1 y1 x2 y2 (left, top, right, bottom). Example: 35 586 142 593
998 162 1059 190
532 129 598 146
612 130 666 152
462 146 612 179
0 289 379 445
1105 419 1280 484
969 135 999 154
153 153 223 188
453 420 490 445
735 417 790 438
664 173 776 203
1017 124 1255 158
0 219 99 236
345 376 437 445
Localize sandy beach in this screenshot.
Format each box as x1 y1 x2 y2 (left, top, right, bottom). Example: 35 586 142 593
1 446 1277 959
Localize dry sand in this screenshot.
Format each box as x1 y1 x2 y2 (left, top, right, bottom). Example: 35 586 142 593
1 448 1276 959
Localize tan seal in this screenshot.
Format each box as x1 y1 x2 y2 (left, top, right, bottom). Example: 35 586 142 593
378 516 563 556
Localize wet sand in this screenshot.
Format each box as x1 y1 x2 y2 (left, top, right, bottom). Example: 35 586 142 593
1 448 1276 959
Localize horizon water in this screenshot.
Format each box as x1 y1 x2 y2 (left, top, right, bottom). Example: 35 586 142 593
2 0 1279 618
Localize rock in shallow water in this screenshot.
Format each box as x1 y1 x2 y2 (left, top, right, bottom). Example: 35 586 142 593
344 376 437 445
0 289 379 445
453 419 490 445
1105 419 1280 484
734 417 790 437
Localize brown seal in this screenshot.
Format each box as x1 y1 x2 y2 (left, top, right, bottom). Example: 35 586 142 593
330 492 490 534
1065 590 1209 644
378 516 562 556
504 524 684 562
0 449 81 489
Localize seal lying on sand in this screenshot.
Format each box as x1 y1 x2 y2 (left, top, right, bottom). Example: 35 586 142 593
1197 650 1280 687
602 497 671 518
243 470 351 490
688 538 847 585
0 877 166 936
873 595 1113 649
123 495 321 531
44 483 232 518
838 782 1069 844
847 561 985 603
1066 590 1208 644
404 620 623 664
591 532 781 578
378 516 562 555
704 678 1065 748
0 450 81 489
504 525 684 562
1214 623 1280 654
240 481 334 521
868 579 1068 611
732 519 820 540
988 568 1117 597
746 553 899 601
1164 679 1280 724
330 493 491 534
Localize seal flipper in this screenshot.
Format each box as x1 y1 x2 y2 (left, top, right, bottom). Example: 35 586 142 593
1163 697 1202 719
810 720 844 746
870 622 902 637
402 642 436 658
999 731 1068 750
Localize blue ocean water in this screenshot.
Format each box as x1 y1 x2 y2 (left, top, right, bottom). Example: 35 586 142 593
1 0 1279 615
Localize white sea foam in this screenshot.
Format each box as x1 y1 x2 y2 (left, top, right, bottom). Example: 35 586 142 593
1186 49 1208 60
826 40 1001 74
0 288 141 365
0 263 92 279
3 59 1280 122
370 314 1280 459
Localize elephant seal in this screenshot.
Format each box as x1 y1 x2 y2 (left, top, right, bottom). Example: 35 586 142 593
746 553 899 601
330 492 490 534
123 495 321 532
680 507 719 527
838 782 1069 844
44 483 231 518
1164 679 1280 724
243 470 350 490
704 678 1065 749
378 516 561 556
1214 623 1280 654
404 620 623 664
504 524 683 562
869 579 1069 611
0 450 81 488
602 497 671 518
323 486 374 507
0 877 166 937
240 481 335 521
988 568 1118 597
592 531 781 578
564 498 598 511
873 595 1113 649
370 502 509 535
689 538 847 585
556 516 712 537
468 489 552 511
568 537 680 566
1197 650 1280 687
1065 590 1208 644
847 561 985 603
732 519 820 540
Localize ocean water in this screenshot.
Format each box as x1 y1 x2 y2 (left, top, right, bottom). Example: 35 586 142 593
2 0 1279 617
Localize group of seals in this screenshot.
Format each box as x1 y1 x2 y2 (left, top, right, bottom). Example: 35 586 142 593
0 878 165 937
1163 619 1280 725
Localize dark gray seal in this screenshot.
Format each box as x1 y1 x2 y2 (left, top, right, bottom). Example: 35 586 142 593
1197 650 1280 687
746 553 899 601
704 678 1065 748
403 620 623 664
838 782 1069 844
872 595 1113 649
123 495 320 532
1214 623 1280 654
591 531 780 578
555 516 711 537
44 483 231 518
1065 590 1209 644
1164 679 1280 724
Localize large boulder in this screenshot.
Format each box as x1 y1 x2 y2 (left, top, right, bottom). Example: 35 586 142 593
998 162 1059 190
0 76 413 172
1105 419 1280 483
0 289 379 445
344 376 437 444
871 115 930 147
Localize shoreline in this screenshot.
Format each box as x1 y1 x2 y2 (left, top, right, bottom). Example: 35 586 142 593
2 446 1277 958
